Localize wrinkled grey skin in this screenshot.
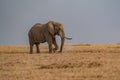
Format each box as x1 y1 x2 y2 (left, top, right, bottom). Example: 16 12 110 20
28 21 72 53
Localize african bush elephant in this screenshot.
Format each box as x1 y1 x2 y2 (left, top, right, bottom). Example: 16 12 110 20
28 21 72 53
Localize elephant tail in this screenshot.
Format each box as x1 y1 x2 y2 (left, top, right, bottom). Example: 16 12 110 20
65 37 72 40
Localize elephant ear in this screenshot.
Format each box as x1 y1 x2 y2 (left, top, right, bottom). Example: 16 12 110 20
47 21 55 36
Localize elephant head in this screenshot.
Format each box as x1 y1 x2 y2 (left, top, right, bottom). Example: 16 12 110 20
47 21 71 52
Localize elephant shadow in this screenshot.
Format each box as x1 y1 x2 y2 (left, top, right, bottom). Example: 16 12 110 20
0 51 58 54
0 51 28 54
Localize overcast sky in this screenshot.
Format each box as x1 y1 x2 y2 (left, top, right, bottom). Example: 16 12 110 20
0 0 120 45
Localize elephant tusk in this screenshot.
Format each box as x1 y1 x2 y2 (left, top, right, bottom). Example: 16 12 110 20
65 37 72 40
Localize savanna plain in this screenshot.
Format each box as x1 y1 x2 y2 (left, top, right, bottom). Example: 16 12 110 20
0 44 120 80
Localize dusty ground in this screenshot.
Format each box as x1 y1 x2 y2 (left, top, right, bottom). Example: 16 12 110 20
0 44 120 80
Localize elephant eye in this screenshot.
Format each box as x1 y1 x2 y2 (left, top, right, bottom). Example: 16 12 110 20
54 26 60 31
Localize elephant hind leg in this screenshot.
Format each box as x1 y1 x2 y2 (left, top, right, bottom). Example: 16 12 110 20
30 44 34 54
35 43 40 53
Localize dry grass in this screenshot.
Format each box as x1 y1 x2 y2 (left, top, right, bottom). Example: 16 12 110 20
0 44 120 80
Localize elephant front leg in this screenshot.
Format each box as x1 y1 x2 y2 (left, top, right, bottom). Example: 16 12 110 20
48 43 52 53
46 36 53 53
52 37 58 53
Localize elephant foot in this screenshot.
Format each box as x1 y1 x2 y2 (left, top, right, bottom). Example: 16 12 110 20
29 52 33 54
53 48 57 53
53 50 56 53
49 50 52 53
37 52 40 53
36 50 40 53
58 51 62 53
